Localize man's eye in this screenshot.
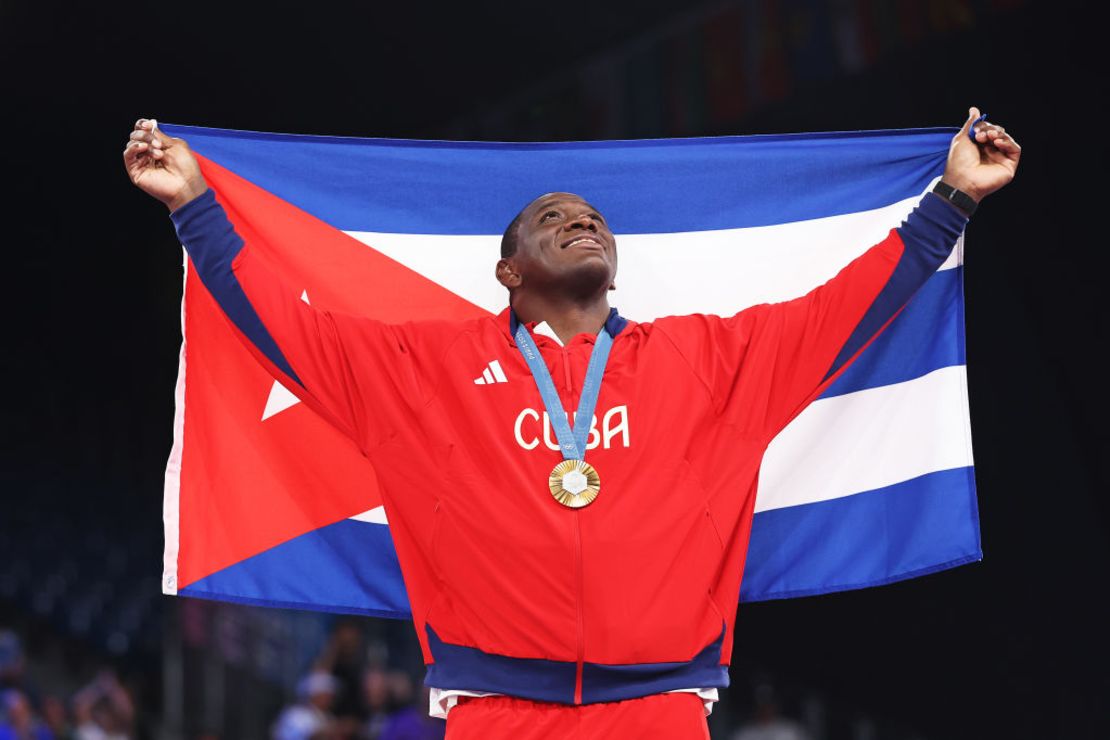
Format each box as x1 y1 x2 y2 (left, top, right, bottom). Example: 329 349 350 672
541 211 559 222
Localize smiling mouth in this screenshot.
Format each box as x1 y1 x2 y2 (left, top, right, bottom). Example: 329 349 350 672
562 236 604 249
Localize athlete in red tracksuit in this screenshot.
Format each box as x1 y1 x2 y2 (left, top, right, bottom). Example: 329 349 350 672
125 108 1019 738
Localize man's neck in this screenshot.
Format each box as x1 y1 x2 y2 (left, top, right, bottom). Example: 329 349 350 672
512 294 611 345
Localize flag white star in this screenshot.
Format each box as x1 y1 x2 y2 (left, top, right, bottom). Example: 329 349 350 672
261 290 311 421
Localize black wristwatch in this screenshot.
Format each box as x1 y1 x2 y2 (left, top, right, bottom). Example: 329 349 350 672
932 181 978 217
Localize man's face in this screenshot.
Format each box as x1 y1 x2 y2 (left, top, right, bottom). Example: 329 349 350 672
503 192 617 294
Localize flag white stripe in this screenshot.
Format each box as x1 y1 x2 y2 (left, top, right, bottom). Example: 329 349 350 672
757 365 974 513
348 369 974 523
345 189 960 320
347 369 974 521
343 192 970 516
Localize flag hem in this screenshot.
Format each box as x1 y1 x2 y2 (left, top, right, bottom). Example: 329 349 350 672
176 587 412 620
161 250 188 596
176 551 984 614
952 233 984 557
739 551 983 603
159 123 960 150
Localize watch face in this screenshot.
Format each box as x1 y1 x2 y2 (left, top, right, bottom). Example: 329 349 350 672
933 182 973 215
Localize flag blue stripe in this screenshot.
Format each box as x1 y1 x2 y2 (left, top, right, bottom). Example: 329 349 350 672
820 266 965 399
182 465 981 617
740 466 982 602
161 123 954 235
181 519 411 618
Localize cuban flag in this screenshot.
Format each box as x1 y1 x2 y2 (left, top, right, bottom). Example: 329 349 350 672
159 124 982 615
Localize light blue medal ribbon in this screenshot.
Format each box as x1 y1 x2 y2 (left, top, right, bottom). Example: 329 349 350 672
513 315 613 507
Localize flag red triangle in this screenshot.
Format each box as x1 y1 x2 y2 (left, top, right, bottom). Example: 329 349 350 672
196 153 490 320
176 157 490 588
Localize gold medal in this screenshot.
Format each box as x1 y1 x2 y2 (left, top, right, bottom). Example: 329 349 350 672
549 459 601 508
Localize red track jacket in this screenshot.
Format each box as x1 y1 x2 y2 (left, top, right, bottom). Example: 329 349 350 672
172 189 966 705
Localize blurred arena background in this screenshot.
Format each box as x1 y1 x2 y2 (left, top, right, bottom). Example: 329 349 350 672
2 0 1106 737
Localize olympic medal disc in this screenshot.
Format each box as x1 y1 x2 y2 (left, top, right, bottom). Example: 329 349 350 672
549 460 601 508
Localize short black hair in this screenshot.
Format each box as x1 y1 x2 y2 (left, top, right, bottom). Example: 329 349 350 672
500 206 527 259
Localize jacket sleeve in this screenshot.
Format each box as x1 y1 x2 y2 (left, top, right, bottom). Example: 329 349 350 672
657 192 968 439
171 189 430 452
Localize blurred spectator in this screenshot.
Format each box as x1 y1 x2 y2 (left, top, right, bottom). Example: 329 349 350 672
39 697 71 740
272 671 351 740
360 667 390 739
0 632 35 703
72 671 134 740
0 633 22 688
374 675 442 740
0 688 54 740
314 620 367 722
731 684 811 740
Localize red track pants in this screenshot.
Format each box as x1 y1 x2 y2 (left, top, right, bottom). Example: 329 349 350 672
444 692 710 739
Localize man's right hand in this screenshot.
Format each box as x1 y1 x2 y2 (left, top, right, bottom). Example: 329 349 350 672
123 119 208 211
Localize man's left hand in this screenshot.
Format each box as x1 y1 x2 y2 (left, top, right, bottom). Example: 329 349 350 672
942 106 1021 203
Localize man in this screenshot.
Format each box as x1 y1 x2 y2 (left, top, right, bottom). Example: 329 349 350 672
124 108 1019 739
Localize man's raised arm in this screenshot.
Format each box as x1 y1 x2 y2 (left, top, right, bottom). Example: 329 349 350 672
656 107 1021 437
124 119 431 451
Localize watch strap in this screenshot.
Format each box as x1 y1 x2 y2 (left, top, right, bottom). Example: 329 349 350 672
932 181 977 217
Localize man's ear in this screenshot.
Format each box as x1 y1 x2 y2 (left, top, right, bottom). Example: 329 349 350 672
496 258 522 289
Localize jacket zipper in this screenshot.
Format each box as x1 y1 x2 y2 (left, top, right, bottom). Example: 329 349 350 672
573 512 585 704
561 343 586 704
561 344 572 392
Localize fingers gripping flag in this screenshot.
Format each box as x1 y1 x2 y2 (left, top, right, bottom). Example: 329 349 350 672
160 126 981 615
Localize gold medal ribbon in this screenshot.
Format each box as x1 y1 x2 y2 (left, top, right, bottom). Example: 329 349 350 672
513 313 613 509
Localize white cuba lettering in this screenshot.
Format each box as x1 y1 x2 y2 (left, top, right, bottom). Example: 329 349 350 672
513 406 629 451
541 413 560 451
602 405 629 449
513 408 540 450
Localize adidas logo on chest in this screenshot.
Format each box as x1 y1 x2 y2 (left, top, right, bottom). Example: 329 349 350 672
473 359 509 385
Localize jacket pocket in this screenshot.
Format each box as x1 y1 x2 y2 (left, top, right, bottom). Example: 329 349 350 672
423 500 445 624
702 502 728 629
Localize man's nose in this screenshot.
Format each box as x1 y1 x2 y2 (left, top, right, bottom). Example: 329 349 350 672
566 213 598 231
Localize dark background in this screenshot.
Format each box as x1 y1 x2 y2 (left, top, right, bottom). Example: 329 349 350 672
2 0 1107 738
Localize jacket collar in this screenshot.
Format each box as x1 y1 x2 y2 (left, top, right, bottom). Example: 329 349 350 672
501 306 629 343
